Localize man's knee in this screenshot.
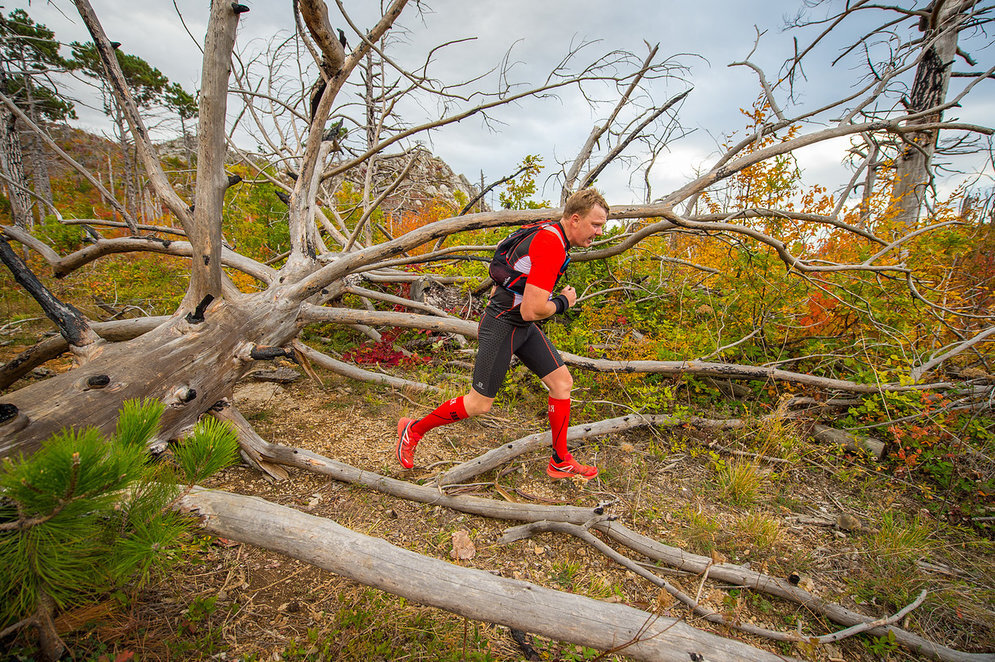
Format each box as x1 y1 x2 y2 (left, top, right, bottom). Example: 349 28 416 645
464 390 494 416
466 399 492 416
545 367 573 397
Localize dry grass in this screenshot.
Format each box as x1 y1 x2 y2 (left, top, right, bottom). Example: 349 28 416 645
2 368 993 661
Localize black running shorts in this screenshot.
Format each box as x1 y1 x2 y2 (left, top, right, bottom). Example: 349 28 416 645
471 313 565 398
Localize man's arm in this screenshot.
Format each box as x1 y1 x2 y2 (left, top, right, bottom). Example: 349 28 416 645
520 283 576 321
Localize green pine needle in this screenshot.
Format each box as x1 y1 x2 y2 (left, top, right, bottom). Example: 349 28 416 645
173 417 240 485
115 398 165 448
0 402 240 632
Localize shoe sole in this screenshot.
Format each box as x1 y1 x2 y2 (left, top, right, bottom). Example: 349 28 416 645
546 466 598 480
397 418 415 469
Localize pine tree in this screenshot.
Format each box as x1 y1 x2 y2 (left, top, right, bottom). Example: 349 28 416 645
164 82 198 165
68 42 170 219
0 8 76 227
0 399 239 660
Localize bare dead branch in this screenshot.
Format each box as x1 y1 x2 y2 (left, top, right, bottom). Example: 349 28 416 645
179 486 786 662
0 235 100 351
438 414 744 487
912 326 995 382
294 341 441 393
297 304 957 394
1 233 275 284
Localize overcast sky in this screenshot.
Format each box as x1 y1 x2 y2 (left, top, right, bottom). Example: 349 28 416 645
9 0 995 206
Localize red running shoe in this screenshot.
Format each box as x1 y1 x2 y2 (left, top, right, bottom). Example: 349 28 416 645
396 418 421 469
546 456 598 480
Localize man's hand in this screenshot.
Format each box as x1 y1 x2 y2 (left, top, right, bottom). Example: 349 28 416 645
560 286 576 308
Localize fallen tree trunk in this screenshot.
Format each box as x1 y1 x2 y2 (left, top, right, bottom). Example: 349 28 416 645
0 296 301 460
259 443 993 662
438 413 744 486
0 316 169 390
301 305 955 394
178 486 791 662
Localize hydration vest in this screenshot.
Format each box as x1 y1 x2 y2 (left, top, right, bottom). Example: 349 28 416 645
488 222 570 295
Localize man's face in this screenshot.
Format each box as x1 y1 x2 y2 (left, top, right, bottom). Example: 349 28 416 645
565 205 607 248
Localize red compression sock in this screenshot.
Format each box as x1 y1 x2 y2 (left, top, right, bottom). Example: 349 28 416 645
411 396 469 437
548 397 571 463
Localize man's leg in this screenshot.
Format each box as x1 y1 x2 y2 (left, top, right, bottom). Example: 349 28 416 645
517 328 598 480
409 389 495 437
396 389 495 468
542 365 573 463
397 314 511 468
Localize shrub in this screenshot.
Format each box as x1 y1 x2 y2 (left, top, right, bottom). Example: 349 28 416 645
0 399 239 659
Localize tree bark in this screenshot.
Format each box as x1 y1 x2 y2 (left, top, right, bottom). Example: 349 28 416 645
120 127 137 221
892 0 975 226
0 294 300 460
0 107 33 229
178 486 791 662
34 590 64 662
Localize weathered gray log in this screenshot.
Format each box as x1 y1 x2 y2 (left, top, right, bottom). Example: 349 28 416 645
500 519 807 643
178 487 789 662
261 444 992 662
785 396 863 410
437 414 745 487
810 423 886 459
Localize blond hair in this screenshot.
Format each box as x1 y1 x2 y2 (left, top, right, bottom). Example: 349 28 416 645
563 188 609 219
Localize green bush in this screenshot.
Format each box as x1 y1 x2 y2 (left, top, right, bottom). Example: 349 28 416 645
34 215 85 253
0 399 239 658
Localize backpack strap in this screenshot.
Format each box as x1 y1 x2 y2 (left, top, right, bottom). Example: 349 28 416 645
489 221 570 295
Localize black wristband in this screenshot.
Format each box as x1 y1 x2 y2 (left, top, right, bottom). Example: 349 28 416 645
553 294 569 314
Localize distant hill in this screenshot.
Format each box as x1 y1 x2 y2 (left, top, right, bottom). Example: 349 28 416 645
14 124 486 228
154 134 488 219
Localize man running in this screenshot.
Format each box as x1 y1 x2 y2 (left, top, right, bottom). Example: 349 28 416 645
396 188 608 480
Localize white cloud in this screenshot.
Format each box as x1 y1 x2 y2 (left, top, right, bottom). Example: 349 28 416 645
7 0 993 208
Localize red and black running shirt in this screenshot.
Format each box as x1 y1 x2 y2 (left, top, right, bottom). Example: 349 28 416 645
486 222 569 327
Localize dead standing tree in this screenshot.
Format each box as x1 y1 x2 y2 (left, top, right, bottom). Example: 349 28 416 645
0 0 994 659
785 0 992 227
